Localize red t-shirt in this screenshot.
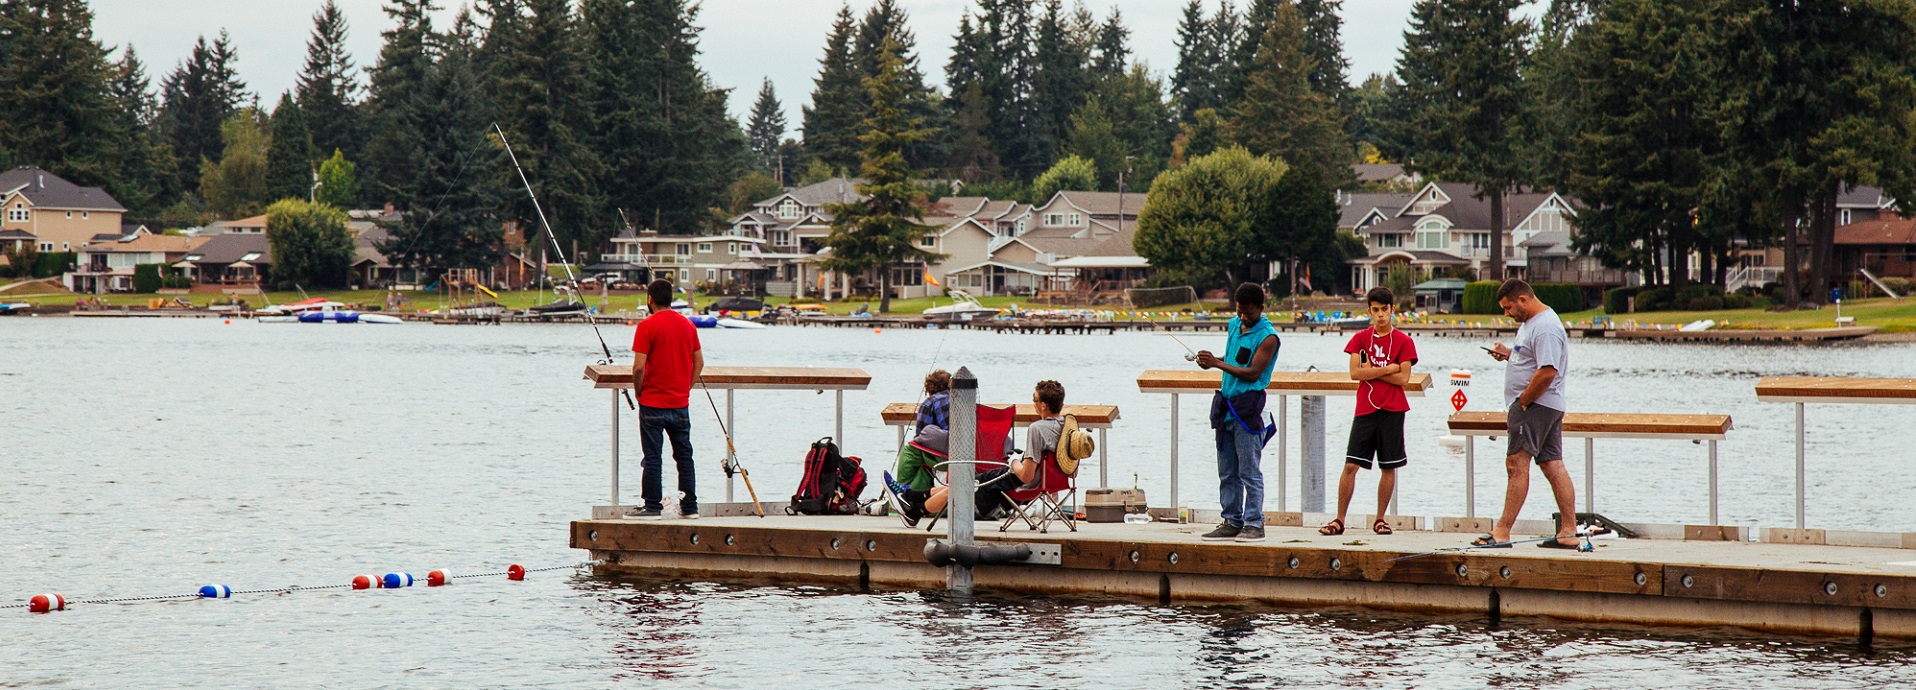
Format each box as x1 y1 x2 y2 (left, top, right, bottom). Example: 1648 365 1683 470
630 310 702 408
1345 327 1418 416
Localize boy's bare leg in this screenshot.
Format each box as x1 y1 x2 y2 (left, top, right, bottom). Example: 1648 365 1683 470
1333 463 1359 524
1493 452 1532 543
1375 468 1397 523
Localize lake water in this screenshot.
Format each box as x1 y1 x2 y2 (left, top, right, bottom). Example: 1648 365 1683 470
4 317 1915 687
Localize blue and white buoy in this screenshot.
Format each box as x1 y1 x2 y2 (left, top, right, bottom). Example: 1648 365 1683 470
381 572 415 588
198 584 232 599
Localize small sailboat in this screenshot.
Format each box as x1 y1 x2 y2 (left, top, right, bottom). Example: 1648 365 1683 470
922 290 1000 322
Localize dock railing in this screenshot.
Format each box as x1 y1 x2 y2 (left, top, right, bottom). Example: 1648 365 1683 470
1136 370 1432 511
1445 411 1734 524
1755 376 1916 528
880 403 1120 487
584 365 872 513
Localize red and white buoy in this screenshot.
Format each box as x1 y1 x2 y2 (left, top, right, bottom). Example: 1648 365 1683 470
28 593 65 613
351 574 377 590
506 564 526 581
427 569 451 587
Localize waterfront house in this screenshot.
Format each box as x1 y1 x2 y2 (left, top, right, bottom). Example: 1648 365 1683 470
185 233 271 289
1834 217 1916 284
1347 182 1578 294
0 166 126 254
67 233 208 293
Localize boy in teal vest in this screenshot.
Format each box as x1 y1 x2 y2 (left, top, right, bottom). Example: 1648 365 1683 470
1195 283 1280 542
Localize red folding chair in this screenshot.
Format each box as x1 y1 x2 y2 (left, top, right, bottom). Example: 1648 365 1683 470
922 404 1017 532
998 451 1078 533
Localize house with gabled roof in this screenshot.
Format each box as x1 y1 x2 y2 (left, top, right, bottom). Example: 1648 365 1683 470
67 233 208 293
0 166 127 254
1347 181 1579 295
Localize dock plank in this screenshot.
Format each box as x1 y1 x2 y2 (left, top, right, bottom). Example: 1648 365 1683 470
879 403 1120 426
1137 370 1433 395
1755 376 1916 403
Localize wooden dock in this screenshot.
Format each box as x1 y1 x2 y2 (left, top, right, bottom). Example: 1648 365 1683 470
573 514 1916 640
1611 326 1878 342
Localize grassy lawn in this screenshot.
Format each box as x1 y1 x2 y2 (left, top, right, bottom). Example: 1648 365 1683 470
1419 297 1916 332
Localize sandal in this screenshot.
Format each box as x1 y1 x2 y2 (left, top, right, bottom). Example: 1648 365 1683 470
1373 518 1393 535
1318 518 1345 536
1538 536 1585 550
1470 534 1512 548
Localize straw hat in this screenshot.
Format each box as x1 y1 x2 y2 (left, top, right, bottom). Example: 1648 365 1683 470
1056 414 1095 477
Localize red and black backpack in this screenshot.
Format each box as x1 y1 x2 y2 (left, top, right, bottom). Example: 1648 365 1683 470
788 437 866 515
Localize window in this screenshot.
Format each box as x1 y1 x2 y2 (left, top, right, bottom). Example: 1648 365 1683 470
65 212 72 219
1015 219 1027 234
82 212 89 219
1069 213 1082 226
891 266 924 287
777 200 801 219
1044 213 1064 226
9 204 29 222
1469 233 1490 250
704 269 716 281
697 243 713 253
1841 209 1853 226
919 235 936 248
676 243 690 256
1417 231 1447 250
39 242 53 252
61 242 69 250
239 252 262 261
727 243 738 255
1374 234 1402 248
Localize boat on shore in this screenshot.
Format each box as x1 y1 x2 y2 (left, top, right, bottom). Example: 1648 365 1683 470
922 290 1000 322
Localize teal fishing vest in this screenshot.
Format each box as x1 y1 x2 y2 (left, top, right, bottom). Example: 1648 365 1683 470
1219 315 1276 398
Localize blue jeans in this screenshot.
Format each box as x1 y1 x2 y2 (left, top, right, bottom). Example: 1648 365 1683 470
1216 423 1265 528
639 406 696 513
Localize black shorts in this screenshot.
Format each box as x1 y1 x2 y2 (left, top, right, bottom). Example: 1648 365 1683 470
973 468 1016 518
1345 410 1407 470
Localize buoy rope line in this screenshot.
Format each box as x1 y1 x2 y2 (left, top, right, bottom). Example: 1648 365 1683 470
6 561 598 612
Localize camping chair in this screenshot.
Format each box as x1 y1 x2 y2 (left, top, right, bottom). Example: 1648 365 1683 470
921 404 1017 532
996 452 1079 534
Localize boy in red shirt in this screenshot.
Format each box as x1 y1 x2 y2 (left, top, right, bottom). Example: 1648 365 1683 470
1322 286 1417 536
631 279 704 518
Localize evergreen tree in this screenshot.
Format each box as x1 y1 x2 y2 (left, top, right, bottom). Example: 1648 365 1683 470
580 0 744 238
0 0 117 186
1064 102 1122 191
1348 73 1399 161
819 40 943 313
362 0 437 205
314 149 359 209
1179 107 1228 161
1171 0 1219 123
803 6 864 173
1220 0 1277 105
746 79 787 172
1091 8 1131 78
265 93 316 203
104 46 177 218
1229 4 1348 176
850 0 943 170
381 10 505 278
487 0 605 250
1095 64 1175 189
1262 162 1341 296
1392 0 1531 279
944 80 1002 181
1294 0 1351 107
975 0 1040 175
295 0 361 165
198 108 270 218
1028 0 1092 169
158 32 247 195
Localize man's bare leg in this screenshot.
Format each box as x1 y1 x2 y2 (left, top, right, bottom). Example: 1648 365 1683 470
1538 459 1580 545
1375 467 1398 523
1493 452 1532 543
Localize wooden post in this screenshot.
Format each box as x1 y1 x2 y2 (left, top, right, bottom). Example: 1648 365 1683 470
1301 396 1326 513
948 367 978 593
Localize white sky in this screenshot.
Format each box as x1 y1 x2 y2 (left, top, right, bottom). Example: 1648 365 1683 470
87 0 1535 128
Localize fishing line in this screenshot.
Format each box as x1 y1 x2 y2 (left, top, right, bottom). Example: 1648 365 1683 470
696 374 764 518
493 122 634 411
1141 315 1200 362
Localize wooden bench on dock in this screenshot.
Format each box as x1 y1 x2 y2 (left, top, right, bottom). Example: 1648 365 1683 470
1756 376 1916 529
1446 411 1734 526
1136 370 1433 511
880 403 1120 486
584 364 872 510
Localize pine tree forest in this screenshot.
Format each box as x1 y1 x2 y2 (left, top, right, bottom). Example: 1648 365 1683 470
5 0 1916 303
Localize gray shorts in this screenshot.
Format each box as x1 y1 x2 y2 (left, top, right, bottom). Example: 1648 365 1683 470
1506 401 1564 462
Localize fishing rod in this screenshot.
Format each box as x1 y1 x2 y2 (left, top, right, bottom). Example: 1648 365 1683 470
697 375 764 518
1386 532 1596 562
493 123 633 411
1141 315 1200 362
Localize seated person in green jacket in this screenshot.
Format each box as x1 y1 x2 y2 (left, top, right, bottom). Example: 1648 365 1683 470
884 380 1066 527
893 370 951 492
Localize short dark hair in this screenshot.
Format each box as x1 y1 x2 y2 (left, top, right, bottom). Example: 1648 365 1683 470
1035 380 1065 414
1234 282 1265 308
923 369 951 395
1366 286 1394 307
647 279 673 307
1494 279 1534 302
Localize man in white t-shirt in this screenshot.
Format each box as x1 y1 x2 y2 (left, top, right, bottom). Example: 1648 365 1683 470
1481 279 1580 550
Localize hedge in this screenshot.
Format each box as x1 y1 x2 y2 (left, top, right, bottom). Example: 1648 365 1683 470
1603 286 1639 314
1462 280 1500 314
1465 280 1581 314
133 263 164 293
31 251 75 279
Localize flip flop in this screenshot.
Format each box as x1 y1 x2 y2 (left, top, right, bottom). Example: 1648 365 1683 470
1470 534 1512 548
1538 537 1585 550
1373 518 1394 536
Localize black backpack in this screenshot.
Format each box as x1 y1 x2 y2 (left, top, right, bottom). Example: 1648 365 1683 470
788 437 867 515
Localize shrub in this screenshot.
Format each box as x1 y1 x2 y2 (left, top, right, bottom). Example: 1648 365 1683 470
1686 296 1724 311
133 263 165 293
1751 295 1774 310
31 251 75 278
1635 287 1671 312
1461 280 1501 314
1531 283 1583 313
1881 276 1913 296
1723 293 1752 310
1676 283 1723 304
1604 286 1640 314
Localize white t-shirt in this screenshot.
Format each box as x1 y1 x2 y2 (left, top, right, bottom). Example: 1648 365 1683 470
1504 308 1569 411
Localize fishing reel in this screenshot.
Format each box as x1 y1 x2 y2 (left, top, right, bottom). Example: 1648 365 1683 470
1183 353 1199 362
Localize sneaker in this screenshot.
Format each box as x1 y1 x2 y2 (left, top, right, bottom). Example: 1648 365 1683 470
679 512 699 520
1201 523 1241 541
632 507 662 518
882 472 924 527
1235 525 1266 542
883 471 910 498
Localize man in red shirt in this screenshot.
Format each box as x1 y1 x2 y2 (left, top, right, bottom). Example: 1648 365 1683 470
631 279 704 518
1322 286 1418 536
